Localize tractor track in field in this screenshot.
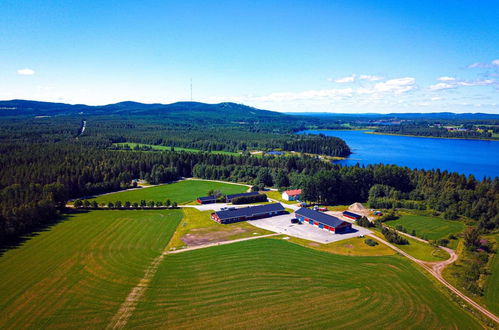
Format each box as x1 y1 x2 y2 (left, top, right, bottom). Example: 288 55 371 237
106 233 280 329
368 234 499 325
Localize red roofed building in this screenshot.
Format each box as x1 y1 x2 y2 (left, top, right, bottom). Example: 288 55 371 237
282 189 302 201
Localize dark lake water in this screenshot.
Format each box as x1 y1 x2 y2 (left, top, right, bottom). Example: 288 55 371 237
298 130 499 179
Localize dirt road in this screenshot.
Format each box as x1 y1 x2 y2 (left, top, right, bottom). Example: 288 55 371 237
368 234 499 325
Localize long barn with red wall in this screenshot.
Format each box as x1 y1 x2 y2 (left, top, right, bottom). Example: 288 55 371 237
295 207 352 234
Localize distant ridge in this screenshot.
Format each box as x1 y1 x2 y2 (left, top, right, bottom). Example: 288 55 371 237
0 99 285 121
1 99 498 120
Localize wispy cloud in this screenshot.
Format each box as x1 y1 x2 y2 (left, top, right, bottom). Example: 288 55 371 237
437 76 456 81
17 68 35 75
429 82 457 91
429 78 496 90
370 77 416 94
359 74 383 81
331 74 356 83
468 59 499 69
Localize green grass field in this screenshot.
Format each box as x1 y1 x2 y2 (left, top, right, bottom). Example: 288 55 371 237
385 215 465 241
127 239 480 329
371 230 449 262
113 142 240 156
282 236 396 257
483 234 499 315
0 209 182 329
87 179 248 205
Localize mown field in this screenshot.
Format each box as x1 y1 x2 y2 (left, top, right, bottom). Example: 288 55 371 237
87 180 248 205
113 142 240 155
483 234 499 315
0 209 182 329
385 215 465 241
128 239 481 329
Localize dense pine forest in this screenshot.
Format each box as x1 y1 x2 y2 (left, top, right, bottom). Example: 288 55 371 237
374 121 499 139
0 101 498 243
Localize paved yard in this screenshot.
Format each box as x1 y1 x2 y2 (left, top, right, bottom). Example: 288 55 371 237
247 213 372 244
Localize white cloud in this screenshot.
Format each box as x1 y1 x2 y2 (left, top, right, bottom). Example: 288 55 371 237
437 76 456 81
429 82 457 91
429 78 496 91
458 79 496 87
333 74 356 83
371 77 416 94
468 59 499 68
359 74 383 81
17 68 35 75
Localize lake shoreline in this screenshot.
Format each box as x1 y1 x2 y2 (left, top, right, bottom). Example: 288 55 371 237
298 129 499 179
365 131 499 142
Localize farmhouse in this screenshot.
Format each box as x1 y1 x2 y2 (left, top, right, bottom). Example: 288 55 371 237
197 196 217 204
343 211 362 220
282 189 302 201
211 203 286 224
225 191 260 203
296 207 352 234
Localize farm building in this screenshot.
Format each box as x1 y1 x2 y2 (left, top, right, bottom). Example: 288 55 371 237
211 203 286 224
343 211 362 220
296 208 352 234
282 189 302 201
197 196 217 204
225 191 260 203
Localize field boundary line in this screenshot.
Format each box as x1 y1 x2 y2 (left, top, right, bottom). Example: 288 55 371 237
368 234 499 325
165 233 280 255
107 232 279 329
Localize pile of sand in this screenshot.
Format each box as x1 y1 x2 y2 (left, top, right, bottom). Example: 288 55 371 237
349 202 366 212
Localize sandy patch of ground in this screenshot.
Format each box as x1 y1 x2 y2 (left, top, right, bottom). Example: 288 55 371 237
181 228 248 246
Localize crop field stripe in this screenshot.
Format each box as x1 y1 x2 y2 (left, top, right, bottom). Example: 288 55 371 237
0 210 182 329
127 239 481 329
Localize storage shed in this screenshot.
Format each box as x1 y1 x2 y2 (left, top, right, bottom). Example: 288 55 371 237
342 211 362 220
295 208 352 234
211 203 286 224
197 196 217 204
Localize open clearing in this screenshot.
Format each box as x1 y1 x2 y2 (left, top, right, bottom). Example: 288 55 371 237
113 142 240 156
385 215 465 241
127 239 481 329
0 210 182 329
167 208 273 250
87 180 247 205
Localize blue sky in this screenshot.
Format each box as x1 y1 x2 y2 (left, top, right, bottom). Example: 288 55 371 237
1 0 498 113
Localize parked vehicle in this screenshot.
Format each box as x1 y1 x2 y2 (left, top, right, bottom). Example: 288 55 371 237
290 218 300 224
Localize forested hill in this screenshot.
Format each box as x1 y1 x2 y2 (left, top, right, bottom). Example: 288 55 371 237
0 99 286 122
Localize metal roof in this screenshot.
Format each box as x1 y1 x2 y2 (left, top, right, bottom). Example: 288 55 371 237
295 207 347 228
343 211 362 218
215 203 285 220
225 191 260 200
198 196 217 202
